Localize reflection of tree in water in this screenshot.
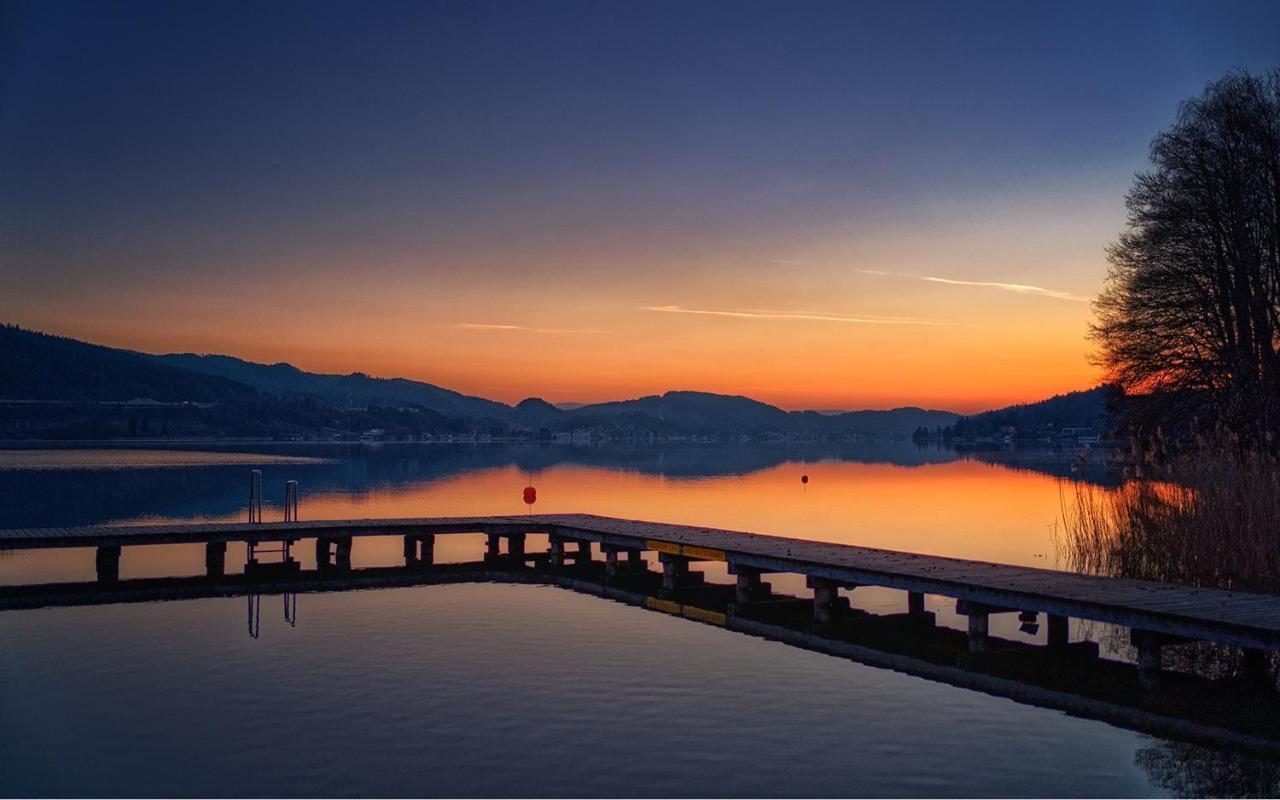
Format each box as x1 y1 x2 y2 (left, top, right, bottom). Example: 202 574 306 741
1136 739 1280 798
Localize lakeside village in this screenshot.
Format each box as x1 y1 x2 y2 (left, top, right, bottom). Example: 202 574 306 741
913 423 1105 447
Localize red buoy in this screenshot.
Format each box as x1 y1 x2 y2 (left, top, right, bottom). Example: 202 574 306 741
523 486 537 506
801 474 809 485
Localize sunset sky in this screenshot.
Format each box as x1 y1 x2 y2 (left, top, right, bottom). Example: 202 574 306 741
3 1 1279 412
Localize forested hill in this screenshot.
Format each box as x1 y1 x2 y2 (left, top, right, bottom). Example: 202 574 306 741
0 325 258 403
153 352 511 420
935 386 1113 441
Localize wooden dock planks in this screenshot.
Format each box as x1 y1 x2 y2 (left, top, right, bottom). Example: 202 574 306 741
3 511 1280 649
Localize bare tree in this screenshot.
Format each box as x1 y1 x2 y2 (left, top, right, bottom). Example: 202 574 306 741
1094 69 1280 440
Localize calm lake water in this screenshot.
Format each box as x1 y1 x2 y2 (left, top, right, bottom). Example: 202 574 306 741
0 442 1272 797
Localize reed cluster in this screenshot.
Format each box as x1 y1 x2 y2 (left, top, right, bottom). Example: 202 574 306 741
1062 436 1280 595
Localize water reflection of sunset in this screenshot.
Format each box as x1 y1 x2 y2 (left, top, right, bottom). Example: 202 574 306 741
97 457 1070 572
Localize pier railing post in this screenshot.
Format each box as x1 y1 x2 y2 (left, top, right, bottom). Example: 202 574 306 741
248 470 262 524
283 480 298 522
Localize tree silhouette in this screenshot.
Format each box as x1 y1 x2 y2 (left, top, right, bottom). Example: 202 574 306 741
1094 69 1280 440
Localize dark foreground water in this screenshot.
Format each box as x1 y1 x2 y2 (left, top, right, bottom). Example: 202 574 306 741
0 442 1274 797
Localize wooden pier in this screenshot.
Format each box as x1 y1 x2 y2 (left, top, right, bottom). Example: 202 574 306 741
4 512 1280 690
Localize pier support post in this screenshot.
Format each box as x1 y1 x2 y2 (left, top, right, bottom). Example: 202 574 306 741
1241 648 1271 685
316 538 333 570
205 541 227 577
603 544 644 578
507 533 526 562
95 545 121 583
549 535 566 569
907 591 926 616
807 576 848 626
964 603 991 653
571 540 592 566
486 533 502 559
1047 614 1069 650
730 564 770 605
1133 630 1163 689
335 537 353 572
404 534 418 565
658 552 702 593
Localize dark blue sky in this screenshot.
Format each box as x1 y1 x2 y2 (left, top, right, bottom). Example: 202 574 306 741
2 1 1278 409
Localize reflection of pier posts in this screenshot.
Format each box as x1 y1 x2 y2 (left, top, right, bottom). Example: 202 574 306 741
95 545 121 583
729 564 770 606
205 541 227 577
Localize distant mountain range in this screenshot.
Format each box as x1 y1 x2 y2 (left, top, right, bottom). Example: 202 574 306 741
1 323 962 439
153 352 510 420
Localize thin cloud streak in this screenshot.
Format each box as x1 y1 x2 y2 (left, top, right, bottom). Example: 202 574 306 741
857 269 1089 302
457 323 606 334
642 305 962 326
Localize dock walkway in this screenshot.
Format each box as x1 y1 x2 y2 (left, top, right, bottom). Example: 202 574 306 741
3 512 1280 658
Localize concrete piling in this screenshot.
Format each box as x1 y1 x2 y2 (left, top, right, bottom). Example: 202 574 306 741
1047 614 1070 649
658 552 703 593
907 590 926 616
1133 630 1163 689
729 563 770 605
335 537 353 572
964 603 991 653
95 545 121 583
548 535 566 569
205 541 227 577
508 533 526 561
807 576 848 626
